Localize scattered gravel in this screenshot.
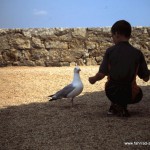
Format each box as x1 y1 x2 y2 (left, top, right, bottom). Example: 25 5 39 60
0 66 150 150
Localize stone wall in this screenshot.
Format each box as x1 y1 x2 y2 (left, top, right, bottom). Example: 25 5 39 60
0 27 150 67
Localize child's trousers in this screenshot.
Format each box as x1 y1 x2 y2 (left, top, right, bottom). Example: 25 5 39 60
105 80 143 106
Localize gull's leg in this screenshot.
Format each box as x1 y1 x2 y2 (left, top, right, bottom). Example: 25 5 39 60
71 98 74 107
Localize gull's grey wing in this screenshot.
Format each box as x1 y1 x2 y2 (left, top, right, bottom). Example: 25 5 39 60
54 84 75 99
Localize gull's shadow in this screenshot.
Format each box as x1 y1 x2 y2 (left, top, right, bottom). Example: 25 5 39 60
0 85 150 149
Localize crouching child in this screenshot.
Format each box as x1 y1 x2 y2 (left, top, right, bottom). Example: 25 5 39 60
89 20 149 117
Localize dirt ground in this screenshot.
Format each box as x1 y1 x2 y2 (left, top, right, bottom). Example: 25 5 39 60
0 66 150 150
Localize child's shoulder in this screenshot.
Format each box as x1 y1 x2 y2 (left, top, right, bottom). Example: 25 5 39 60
130 44 143 54
106 45 116 53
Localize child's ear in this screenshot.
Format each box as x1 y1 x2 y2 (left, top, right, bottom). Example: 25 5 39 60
115 32 118 36
116 32 121 38
114 32 119 37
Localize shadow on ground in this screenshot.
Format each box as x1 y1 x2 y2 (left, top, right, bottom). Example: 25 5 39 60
0 86 150 150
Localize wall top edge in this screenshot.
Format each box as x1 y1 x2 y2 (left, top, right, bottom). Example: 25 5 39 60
0 26 150 30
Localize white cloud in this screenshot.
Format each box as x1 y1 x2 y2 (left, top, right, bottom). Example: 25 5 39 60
33 9 48 16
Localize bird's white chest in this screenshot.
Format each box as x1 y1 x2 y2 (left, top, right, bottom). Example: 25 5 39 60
67 82 83 98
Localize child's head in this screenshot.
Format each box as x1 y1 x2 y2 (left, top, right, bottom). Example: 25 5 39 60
111 20 131 38
111 20 131 44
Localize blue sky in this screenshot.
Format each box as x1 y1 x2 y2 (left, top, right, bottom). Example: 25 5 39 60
0 0 150 28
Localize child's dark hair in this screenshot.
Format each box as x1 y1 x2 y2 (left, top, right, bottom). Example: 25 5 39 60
111 20 131 38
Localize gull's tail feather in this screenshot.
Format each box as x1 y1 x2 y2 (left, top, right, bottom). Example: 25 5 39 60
49 98 56 101
48 94 54 97
48 94 56 101
48 96 57 101
48 94 61 101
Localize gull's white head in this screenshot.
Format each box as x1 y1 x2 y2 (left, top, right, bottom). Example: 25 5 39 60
74 66 81 73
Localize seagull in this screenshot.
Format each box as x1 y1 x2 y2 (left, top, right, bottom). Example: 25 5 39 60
48 66 83 106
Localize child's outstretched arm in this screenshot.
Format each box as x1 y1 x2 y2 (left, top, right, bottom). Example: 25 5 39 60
89 72 105 84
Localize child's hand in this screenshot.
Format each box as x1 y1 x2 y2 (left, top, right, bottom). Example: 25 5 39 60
89 73 105 84
89 76 96 84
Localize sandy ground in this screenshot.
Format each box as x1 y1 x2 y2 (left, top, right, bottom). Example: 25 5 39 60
0 66 150 150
